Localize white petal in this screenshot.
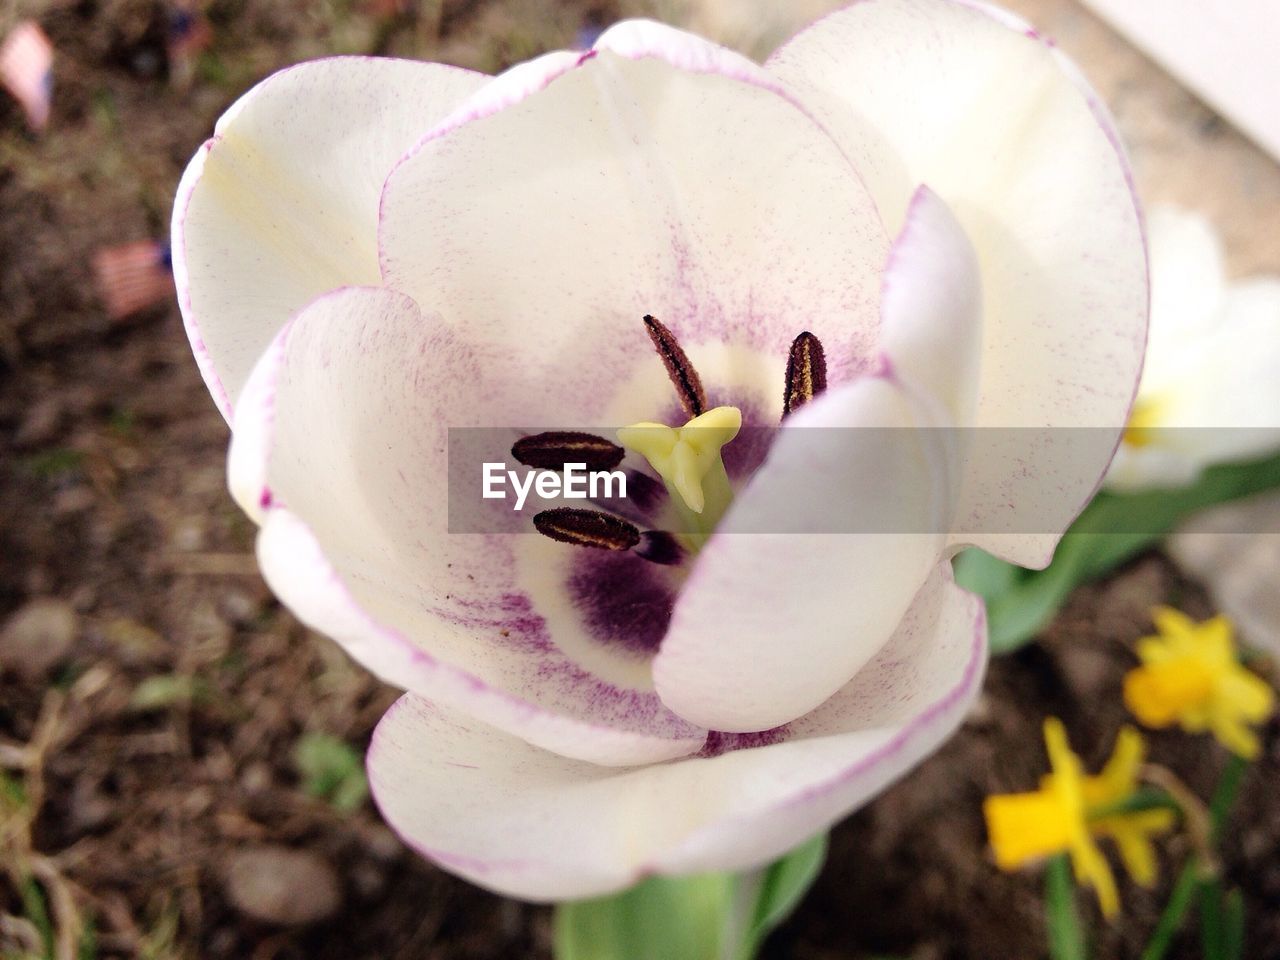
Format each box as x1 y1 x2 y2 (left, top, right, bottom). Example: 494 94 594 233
594 18 763 77
652 373 950 732
879 185 983 428
367 563 985 901
378 21 889 426
231 285 705 766
769 0 1147 567
173 57 486 418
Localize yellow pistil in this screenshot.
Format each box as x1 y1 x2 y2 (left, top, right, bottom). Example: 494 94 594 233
1122 395 1167 448
983 719 1175 919
1124 607 1275 759
618 406 741 541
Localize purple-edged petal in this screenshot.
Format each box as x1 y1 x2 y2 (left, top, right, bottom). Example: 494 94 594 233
377 20 890 427
230 285 706 766
769 0 1148 567
879 185 982 429
368 562 985 901
653 373 950 732
172 56 485 419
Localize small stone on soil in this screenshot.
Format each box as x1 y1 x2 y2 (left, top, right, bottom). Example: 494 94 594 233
0 598 77 681
224 845 341 926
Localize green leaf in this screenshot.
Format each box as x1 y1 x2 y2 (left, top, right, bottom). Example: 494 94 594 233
293 732 369 812
956 450 1280 654
78 913 98 960
736 833 827 960
554 834 827 960
1044 854 1088 960
0 769 28 811
129 674 210 712
18 874 54 960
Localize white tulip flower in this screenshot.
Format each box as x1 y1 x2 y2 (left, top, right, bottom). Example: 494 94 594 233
174 2 1146 900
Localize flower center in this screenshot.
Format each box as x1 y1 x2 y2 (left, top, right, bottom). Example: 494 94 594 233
515 316 828 563
617 405 741 546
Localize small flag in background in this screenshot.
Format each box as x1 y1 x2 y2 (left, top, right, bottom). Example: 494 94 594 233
575 13 606 50
1 21 53 131
93 240 175 320
363 0 413 18
167 1 212 90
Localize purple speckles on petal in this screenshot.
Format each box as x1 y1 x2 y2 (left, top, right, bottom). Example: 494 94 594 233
698 727 789 758
567 549 675 657
499 593 534 614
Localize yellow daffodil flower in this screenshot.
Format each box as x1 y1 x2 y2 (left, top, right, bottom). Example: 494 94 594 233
983 719 1175 918
1124 607 1275 759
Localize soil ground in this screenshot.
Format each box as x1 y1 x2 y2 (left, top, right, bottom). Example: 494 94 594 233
2 1 1279 958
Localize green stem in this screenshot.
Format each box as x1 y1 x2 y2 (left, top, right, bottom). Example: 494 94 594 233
1139 754 1250 960
1141 867 1201 960
1209 754 1248 842
1045 854 1088 960
1087 787 1180 820
1222 888 1245 960
723 866 766 960
1200 877 1226 960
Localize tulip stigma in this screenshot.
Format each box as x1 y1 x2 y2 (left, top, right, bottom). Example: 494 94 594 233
617 406 741 543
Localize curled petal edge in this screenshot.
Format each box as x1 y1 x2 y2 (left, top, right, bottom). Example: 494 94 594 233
228 285 707 768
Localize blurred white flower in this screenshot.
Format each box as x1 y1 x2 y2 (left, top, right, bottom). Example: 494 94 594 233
669 0 841 59
1171 492 1280 655
1107 206 1280 490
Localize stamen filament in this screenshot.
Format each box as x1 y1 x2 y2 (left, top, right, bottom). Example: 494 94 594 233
635 530 684 566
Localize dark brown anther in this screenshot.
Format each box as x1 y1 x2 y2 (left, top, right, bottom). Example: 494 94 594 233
643 314 706 418
635 530 684 566
783 331 828 417
533 509 642 551
512 431 625 472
